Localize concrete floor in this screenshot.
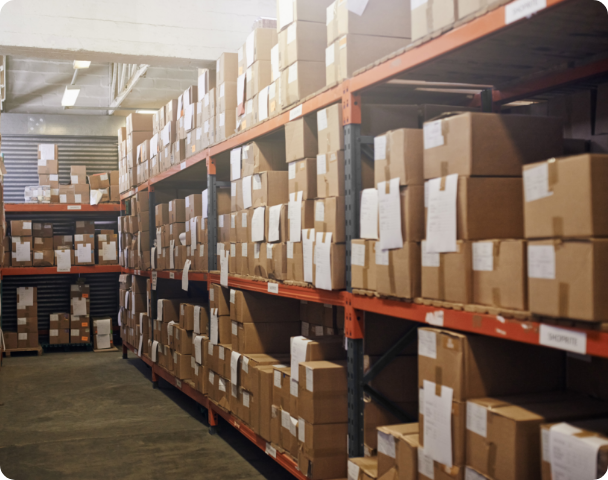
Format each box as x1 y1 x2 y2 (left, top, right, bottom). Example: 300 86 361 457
0 350 294 480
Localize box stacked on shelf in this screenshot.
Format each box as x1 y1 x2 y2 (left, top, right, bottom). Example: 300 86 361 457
54 232 73 269
37 144 58 203
215 52 238 142
159 99 177 173
153 198 186 271
227 138 288 280
17 287 38 348
10 220 33 267
200 68 217 150
132 192 150 270
119 274 149 353
74 220 95 266
184 193 206 271
49 312 70 345
70 282 91 344
93 317 113 350
325 0 411 86
524 153 608 322
235 23 277 132
68 165 90 205
33 222 54 267
127 113 153 188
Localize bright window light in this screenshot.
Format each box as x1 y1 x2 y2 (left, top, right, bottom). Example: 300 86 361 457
136 110 157 114
73 61 91 69
61 87 80 107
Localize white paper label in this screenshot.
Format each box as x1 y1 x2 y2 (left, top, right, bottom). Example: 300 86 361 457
418 329 437 359
527 244 556 279
351 243 366 267
325 45 335 67
305 366 313 392
251 207 265 242
523 162 554 202
360 188 378 240
378 431 396 459
539 324 587 354
472 242 494 272
422 380 454 466
374 136 387 161
421 240 440 268
505 0 546 24
268 283 279 294
418 449 435 479
375 246 389 266
424 120 445 149
426 174 458 253
289 104 303 121
378 178 403 250
348 462 360 480
287 242 294 259
268 204 282 243
466 402 488 438
288 162 296 180
274 370 282 389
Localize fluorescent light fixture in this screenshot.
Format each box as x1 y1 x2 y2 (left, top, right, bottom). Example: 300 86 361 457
61 87 80 107
136 109 157 114
73 61 91 69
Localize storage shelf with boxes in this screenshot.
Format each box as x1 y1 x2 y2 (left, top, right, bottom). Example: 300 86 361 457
112 0 608 479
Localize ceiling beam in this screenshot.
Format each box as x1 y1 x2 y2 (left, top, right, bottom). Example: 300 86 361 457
108 64 149 115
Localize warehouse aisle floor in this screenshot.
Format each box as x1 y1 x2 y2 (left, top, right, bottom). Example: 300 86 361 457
0 351 292 480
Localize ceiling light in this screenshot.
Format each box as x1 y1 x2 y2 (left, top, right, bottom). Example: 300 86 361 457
61 87 80 107
136 109 157 114
73 61 91 69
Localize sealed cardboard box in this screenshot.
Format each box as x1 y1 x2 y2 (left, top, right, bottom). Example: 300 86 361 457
336 0 411 38
233 290 299 323
33 250 54 267
185 194 202 221
75 221 95 235
289 158 316 200
280 61 325 108
98 233 118 265
523 154 608 238
421 240 472 303
472 239 527 310
375 241 420 299
351 239 376 291
18 332 39 349
126 113 153 133
312 235 346 290
252 171 289 207
528 238 608 321
314 197 344 243
33 237 53 252
277 0 332 31
11 237 33 267
278 21 326 70
418 327 564 402
241 140 286 176
285 115 317 163
11 220 33 237
316 150 344 198
467 392 608 480
374 129 423 186
317 103 343 154
423 113 563 178
412 0 456 41
298 361 347 424
235 321 300 354
246 60 272 101
155 204 170 226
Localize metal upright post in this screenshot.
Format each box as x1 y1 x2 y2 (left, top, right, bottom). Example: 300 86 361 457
207 157 218 272
343 86 365 458
148 189 157 319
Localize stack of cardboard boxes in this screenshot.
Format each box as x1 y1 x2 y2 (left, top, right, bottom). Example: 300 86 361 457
32 222 54 267
37 144 58 203
10 220 33 267
49 312 70 345
235 23 277 132
215 53 238 142
93 317 113 350
70 283 91 344
154 199 186 271
325 0 410 86
17 287 38 348
124 114 153 190
160 100 178 174
183 193 206 272
119 274 151 351
226 139 288 280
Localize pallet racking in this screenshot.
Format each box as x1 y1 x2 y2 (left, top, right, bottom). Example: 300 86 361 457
116 0 608 471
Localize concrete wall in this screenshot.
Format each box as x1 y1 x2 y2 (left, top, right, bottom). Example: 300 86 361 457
1 112 125 136
0 0 277 67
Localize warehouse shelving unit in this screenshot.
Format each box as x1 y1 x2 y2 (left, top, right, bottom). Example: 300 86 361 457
5 204 122 213
118 0 608 472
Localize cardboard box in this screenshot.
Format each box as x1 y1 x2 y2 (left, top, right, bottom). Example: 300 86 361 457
33 250 55 267
412 0 456 41
33 237 53 252
241 140 287 177
185 194 202 221
252 171 289 207
75 221 95 235
336 0 411 38
418 327 564 402
316 150 344 198
98 233 118 265
523 154 608 239
11 237 33 267
233 289 299 323
423 113 563 178
73 184 90 204
285 115 317 163
244 28 277 67
374 129 423 187
317 103 343 154
11 220 33 237
472 239 527 310
289 158 316 200
280 61 325 108
235 321 301 354
126 113 153 133
421 240 471 303
278 21 326 70
286 241 303 282
314 196 344 243
245 60 272 101
528 238 608 321
298 361 347 424
467 393 608 480
37 158 58 175
375 241 420 299
49 327 70 345
376 423 420 480
155 204 170 226
327 33 408 85
18 332 39 349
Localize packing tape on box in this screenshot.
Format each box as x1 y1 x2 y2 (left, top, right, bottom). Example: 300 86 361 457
487 443 498 478
438 255 446 300
547 158 559 190
552 216 564 237
435 366 443 396
492 288 502 308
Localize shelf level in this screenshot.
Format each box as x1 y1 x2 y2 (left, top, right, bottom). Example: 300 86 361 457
2 265 122 276
5 204 122 213
122 342 306 480
120 268 207 282
351 295 608 359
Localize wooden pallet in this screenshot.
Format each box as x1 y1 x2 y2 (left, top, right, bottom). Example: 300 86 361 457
93 346 119 353
4 345 43 357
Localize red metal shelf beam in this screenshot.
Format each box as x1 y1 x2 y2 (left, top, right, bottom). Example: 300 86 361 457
2 265 122 276
5 203 121 213
122 341 305 480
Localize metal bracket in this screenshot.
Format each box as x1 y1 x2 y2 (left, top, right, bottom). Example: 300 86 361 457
347 338 364 458
362 326 417 385
363 385 415 423
344 124 362 293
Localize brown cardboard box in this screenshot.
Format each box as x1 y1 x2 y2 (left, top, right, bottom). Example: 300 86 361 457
297 420 348 479
74 234 95 266
316 151 344 198
11 220 33 237
233 290 299 323
155 204 170 226
528 238 608 321
58 185 75 204
126 113 153 133
467 393 608 480
280 61 325 108
375 242 420 299
523 155 608 239
75 221 95 235
210 284 230 316
376 423 420 480
237 210 251 243
194 243 208 272
241 140 286 176
235 322 300 354
351 239 376 291
286 241 303 282
289 158 316 200
169 199 186 224
374 129 423 186
336 0 410 37
37 158 58 175
267 243 288 281
312 236 346 290
245 60 272 101
11 237 33 267
472 239 527 310
18 332 39 349
88 172 110 190
33 250 54 267
285 115 317 163
418 327 564 402
278 21 326 70
314 196 344 243
540 419 608 480
32 222 53 238
298 361 347 424
185 194 202 221
317 103 344 154
17 316 38 334
33 237 53 252
252 171 289 207
231 180 243 212
423 113 563 179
